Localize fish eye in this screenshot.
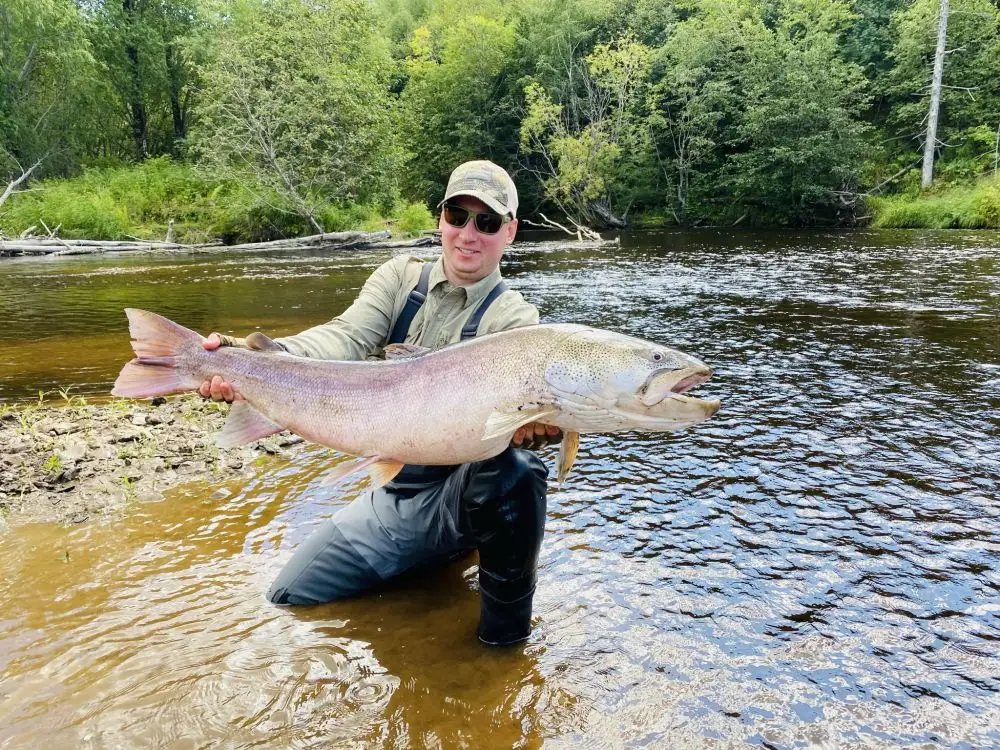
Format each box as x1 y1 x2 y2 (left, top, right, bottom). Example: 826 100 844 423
652 352 663 362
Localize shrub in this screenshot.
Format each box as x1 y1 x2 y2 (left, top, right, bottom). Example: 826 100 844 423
394 202 435 237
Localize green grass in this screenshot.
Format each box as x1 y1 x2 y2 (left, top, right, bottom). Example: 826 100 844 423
0 158 437 243
868 173 1000 229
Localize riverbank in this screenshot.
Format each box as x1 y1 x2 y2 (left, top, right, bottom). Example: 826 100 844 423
868 174 1000 229
0 158 437 245
0 396 306 526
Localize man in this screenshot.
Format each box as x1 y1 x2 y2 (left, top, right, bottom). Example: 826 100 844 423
200 160 560 645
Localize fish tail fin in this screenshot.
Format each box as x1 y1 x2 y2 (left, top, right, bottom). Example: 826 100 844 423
111 309 202 398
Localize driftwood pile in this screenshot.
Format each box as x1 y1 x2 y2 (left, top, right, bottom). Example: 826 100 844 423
0 230 439 258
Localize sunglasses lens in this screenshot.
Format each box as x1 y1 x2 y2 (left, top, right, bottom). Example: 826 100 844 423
474 212 504 235
443 204 470 228
442 203 506 234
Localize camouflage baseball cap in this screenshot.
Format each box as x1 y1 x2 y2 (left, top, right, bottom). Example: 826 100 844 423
440 160 519 218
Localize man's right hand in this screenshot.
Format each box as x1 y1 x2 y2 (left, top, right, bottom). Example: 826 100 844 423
199 334 239 402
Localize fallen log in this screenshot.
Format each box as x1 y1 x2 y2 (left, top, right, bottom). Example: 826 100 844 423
0 230 438 258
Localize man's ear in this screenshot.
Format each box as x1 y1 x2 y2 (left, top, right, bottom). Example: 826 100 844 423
506 218 518 243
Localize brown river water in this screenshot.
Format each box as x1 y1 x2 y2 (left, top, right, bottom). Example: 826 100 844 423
0 230 998 748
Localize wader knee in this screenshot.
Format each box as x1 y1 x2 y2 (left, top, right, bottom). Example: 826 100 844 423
464 447 548 646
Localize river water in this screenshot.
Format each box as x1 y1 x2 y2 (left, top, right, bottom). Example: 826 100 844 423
0 230 998 748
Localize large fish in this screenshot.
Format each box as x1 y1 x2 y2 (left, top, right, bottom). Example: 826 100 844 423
112 309 720 486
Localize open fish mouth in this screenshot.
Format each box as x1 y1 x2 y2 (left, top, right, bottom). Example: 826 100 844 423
638 366 714 407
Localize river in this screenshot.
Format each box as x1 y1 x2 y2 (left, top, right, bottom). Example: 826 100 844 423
0 229 998 748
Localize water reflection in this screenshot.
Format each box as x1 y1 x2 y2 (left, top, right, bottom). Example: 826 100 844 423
1 229 998 747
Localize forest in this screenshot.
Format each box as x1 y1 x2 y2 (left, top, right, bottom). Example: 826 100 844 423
2 0 1000 241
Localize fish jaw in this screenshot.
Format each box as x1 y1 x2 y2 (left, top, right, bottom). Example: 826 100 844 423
638 365 713 407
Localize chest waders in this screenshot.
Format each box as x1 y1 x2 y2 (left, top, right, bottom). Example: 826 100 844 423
267 263 549 646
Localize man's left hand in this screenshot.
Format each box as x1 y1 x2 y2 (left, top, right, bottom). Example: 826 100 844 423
511 423 562 451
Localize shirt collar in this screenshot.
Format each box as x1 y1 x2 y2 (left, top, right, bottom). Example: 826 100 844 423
428 256 503 306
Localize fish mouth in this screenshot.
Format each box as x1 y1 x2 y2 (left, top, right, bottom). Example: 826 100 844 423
638 366 714 407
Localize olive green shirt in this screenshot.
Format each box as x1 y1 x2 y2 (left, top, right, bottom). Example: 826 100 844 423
275 255 538 360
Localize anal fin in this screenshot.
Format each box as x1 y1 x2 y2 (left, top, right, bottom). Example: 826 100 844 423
216 400 284 448
556 430 580 487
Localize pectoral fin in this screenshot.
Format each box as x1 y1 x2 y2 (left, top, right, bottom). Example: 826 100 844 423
556 430 580 487
321 455 405 490
482 406 558 442
383 343 432 360
216 401 284 448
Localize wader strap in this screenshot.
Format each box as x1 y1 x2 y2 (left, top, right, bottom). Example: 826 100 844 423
388 262 433 344
461 280 508 340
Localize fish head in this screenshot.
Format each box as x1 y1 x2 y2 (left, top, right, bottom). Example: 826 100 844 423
545 327 721 432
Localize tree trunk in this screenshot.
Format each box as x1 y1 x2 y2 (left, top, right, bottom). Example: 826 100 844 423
921 0 949 189
166 43 186 149
123 0 148 160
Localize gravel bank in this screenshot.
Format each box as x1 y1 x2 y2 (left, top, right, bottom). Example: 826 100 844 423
0 395 305 525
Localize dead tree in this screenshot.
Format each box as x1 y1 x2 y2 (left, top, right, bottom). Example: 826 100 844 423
922 0 950 188
0 157 43 211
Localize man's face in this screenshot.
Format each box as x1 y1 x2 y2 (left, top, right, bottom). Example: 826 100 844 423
439 195 517 286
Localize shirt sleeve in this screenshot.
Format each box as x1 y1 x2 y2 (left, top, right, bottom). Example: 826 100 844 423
275 257 408 360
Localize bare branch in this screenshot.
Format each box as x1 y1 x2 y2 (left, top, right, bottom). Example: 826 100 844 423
0 157 45 209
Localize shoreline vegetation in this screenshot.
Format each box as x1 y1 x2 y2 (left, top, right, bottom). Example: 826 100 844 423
0 394 308 527
2 161 999 248
7 1 1000 239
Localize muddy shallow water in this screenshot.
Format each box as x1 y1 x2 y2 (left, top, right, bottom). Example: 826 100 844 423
1 229 998 748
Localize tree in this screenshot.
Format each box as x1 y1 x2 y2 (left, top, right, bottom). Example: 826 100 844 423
84 0 201 160
646 9 740 221
520 35 654 227
398 0 519 205
921 0 949 187
191 0 401 231
882 0 1000 182
721 0 874 224
0 0 105 180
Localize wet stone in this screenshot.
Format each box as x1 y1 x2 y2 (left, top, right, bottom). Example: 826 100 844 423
58 439 87 462
114 428 143 443
137 489 164 503
50 421 80 436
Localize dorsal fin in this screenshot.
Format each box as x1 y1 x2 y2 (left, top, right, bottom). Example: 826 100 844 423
245 332 285 352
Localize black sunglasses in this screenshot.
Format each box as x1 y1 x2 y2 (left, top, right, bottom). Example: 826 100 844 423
442 202 511 235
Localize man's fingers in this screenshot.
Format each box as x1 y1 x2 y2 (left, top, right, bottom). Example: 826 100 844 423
199 381 211 398
512 426 526 445
202 333 222 351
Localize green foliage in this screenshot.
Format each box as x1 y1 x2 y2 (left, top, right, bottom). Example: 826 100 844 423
722 0 873 224
399 3 519 204
4 0 1000 229
1 157 221 240
0 158 434 242
85 0 203 160
394 202 436 236
520 35 654 226
191 0 402 230
881 0 1000 177
43 454 63 475
0 0 105 179
869 173 1000 228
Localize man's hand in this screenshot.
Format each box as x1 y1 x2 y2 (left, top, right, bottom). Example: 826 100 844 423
511 422 562 451
198 334 240 403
